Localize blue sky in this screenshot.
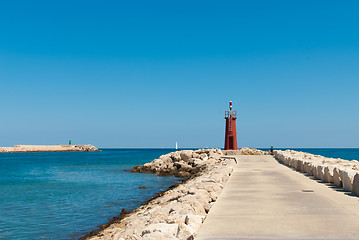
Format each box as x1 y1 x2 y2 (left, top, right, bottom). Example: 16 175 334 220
0 0 358 148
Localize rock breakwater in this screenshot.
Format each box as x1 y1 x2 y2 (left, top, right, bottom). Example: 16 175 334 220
223 147 270 156
0 144 99 153
130 149 223 178
85 149 236 240
274 150 359 196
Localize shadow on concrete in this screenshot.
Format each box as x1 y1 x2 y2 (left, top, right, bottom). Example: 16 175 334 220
274 157 359 199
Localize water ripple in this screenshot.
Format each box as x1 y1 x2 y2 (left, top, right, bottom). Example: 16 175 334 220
0 149 182 240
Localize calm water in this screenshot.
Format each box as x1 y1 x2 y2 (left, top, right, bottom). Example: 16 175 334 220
276 148 359 161
0 149 182 240
1 148 359 240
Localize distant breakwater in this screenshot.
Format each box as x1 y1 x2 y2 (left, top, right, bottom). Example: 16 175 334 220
82 147 268 240
0 144 99 153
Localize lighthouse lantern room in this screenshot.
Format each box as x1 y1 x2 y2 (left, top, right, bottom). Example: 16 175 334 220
224 101 238 150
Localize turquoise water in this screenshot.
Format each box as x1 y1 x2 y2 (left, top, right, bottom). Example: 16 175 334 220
0 149 182 240
1 148 359 240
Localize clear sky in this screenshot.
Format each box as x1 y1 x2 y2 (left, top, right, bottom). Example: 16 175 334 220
0 0 358 148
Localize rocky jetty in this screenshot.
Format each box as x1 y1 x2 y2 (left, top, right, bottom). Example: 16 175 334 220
85 149 236 240
130 149 223 178
0 144 99 153
237 147 270 155
274 150 359 196
223 147 270 156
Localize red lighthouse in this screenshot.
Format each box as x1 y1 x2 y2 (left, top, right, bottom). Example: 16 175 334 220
224 101 238 150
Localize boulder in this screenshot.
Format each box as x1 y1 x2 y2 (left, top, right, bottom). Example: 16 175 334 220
187 158 202 166
176 171 191 178
239 147 267 155
333 167 342 187
352 173 359 196
323 166 334 183
176 223 194 239
184 214 204 232
316 165 325 180
180 150 193 161
297 159 304 172
141 223 178 238
173 161 193 171
170 152 182 162
341 169 356 192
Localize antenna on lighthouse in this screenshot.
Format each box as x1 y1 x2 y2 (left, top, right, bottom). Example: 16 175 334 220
229 101 232 111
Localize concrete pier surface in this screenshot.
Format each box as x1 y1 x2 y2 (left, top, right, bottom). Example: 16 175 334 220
196 155 359 240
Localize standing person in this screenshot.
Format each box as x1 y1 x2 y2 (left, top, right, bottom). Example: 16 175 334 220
270 146 274 154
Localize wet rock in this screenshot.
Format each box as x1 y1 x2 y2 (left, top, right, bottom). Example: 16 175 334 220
176 171 191 178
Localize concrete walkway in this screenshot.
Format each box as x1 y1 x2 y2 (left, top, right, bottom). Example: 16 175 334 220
196 155 359 240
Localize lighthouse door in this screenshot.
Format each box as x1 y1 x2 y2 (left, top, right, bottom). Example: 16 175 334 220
229 137 233 149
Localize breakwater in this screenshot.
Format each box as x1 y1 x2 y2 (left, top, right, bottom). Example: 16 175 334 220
0 144 99 153
84 148 268 240
274 150 359 196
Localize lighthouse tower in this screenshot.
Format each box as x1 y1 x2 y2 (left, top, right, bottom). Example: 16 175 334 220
224 101 238 150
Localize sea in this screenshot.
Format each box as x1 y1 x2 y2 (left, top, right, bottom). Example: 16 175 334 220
275 148 359 161
0 149 183 240
0 148 358 240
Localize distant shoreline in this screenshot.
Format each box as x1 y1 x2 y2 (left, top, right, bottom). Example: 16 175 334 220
0 144 99 153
